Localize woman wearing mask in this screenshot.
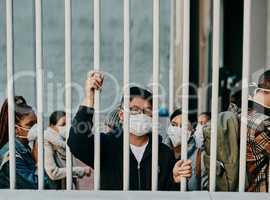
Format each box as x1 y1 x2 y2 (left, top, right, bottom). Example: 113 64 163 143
193 112 211 149
165 108 206 191
0 96 54 189
43 111 91 189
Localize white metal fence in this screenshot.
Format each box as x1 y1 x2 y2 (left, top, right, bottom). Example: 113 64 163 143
4 0 270 198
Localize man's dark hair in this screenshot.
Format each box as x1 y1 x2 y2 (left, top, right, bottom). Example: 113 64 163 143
258 69 270 90
49 111 66 126
199 112 211 120
120 86 153 108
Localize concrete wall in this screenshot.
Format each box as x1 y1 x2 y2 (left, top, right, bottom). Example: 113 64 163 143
250 0 269 82
0 0 171 120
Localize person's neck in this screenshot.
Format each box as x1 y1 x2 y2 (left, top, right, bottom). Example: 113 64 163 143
49 126 59 134
129 134 148 147
16 137 29 145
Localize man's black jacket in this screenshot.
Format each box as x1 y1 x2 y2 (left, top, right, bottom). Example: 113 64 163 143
67 106 179 190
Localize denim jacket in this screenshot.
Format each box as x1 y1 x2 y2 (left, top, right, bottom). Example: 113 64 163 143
0 139 55 189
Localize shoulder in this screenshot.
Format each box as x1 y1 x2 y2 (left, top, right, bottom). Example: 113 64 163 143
248 111 270 132
159 142 174 158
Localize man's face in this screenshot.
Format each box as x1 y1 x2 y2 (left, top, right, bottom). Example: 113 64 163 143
254 89 270 108
119 96 152 121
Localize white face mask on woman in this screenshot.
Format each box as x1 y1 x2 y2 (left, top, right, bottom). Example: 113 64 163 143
56 126 66 137
129 114 152 137
167 125 191 147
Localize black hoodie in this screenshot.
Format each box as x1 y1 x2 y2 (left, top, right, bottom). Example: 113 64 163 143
67 106 179 190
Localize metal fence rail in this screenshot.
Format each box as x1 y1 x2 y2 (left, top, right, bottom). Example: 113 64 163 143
0 190 269 200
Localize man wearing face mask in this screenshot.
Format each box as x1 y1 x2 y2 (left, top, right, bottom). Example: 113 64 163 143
165 108 206 191
244 70 270 192
68 71 192 190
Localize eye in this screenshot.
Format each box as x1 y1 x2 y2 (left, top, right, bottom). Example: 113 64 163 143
171 123 177 127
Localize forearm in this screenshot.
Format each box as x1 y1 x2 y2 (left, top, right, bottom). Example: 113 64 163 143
67 106 95 167
82 91 95 107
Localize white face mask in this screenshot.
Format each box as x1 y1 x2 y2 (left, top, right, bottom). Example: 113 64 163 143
56 126 67 139
57 126 66 134
167 125 191 147
129 114 152 137
27 124 38 141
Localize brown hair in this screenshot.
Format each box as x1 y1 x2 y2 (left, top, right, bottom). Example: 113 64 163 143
0 96 34 149
258 69 270 90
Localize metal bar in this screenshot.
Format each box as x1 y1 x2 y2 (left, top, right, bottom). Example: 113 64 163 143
180 0 190 192
64 0 73 190
123 0 130 191
35 0 44 190
238 0 251 192
169 0 175 114
6 0 16 190
209 0 221 192
93 0 101 191
152 0 160 191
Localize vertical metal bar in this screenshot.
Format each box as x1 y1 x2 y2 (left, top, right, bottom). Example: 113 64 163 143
209 0 221 192
35 0 44 190
180 0 190 192
169 0 175 114
239 0 251 192
152 0 159 191
65 0 73 190
123 0 130 191
93 0 101 191
6 0 16 190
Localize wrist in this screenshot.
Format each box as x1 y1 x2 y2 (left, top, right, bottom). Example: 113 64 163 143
82 95 94 107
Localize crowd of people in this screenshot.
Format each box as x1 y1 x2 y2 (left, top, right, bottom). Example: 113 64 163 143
0 70 269 192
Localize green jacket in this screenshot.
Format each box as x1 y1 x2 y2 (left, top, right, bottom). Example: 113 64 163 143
203 111 240 191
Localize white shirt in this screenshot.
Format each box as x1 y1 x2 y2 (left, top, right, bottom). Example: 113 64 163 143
130 141 149 163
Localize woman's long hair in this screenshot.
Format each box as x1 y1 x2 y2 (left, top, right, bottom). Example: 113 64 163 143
0 96 34 149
